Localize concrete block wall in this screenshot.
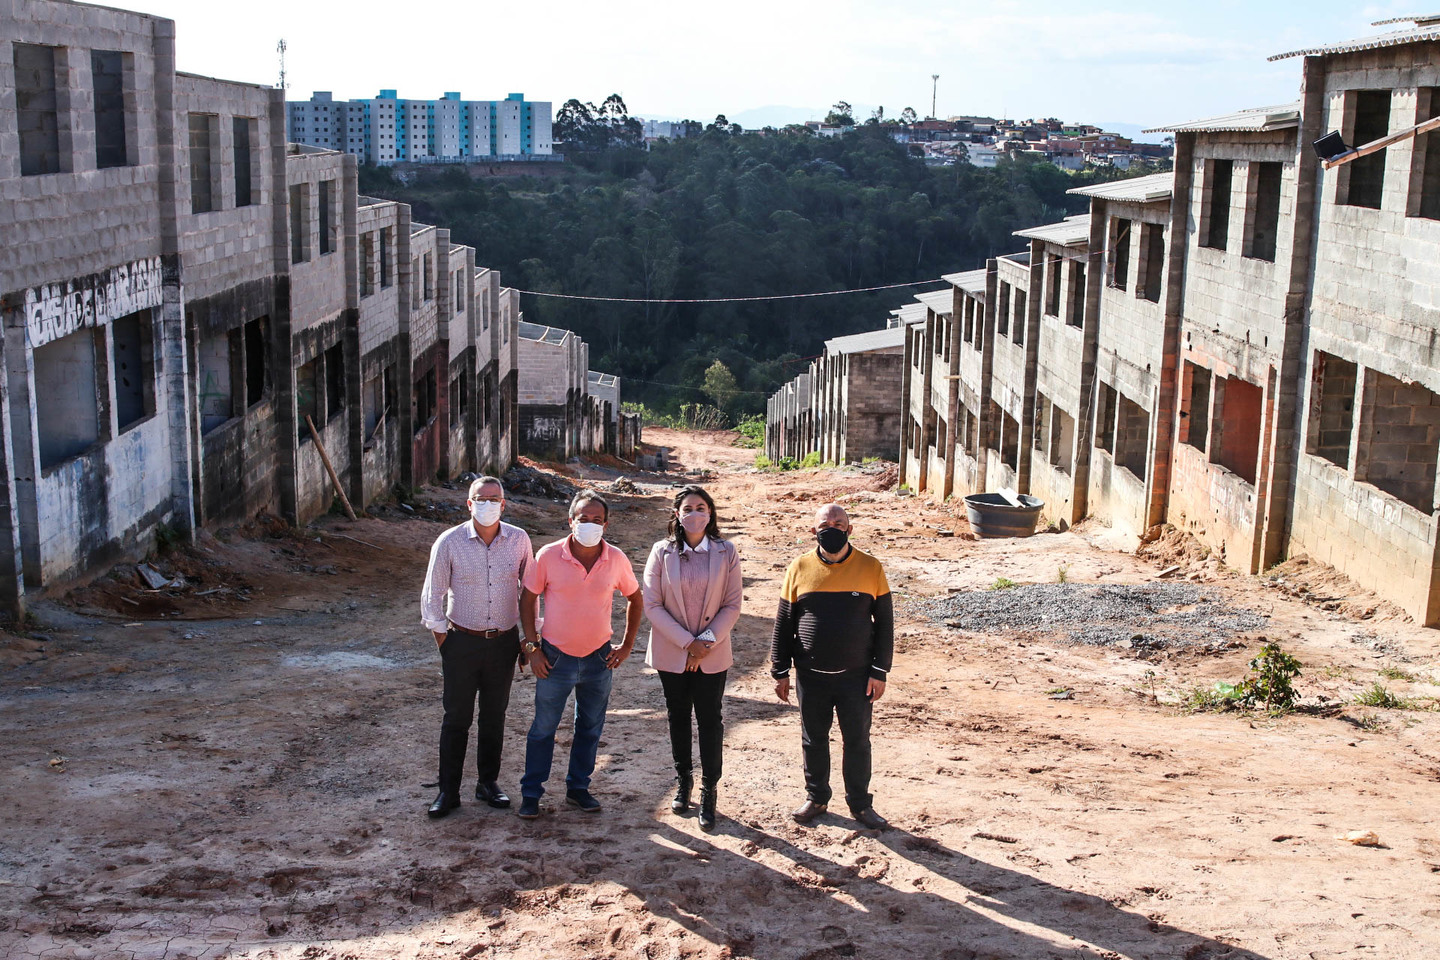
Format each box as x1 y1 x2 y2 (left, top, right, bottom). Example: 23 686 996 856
0 0 529 611
840 350 903 461
1286 42 1440 622
0 2 168 292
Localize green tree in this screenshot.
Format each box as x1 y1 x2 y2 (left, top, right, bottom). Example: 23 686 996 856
702 359 739 410
825 101 854 126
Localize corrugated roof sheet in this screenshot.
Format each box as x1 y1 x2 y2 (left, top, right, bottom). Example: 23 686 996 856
1068 172 1174 202
1145 103 1300 134
894 302 929 325
588 370 618 387
941 267 989 298
825 325 905 355
1014 215 1090 246
1270 22 1440 60
916 289 954 314
519 320 572 344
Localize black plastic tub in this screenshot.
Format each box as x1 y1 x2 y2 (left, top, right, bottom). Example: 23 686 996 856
963 493 1045 538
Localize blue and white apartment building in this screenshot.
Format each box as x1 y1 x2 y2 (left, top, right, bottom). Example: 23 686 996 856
287 91 553 164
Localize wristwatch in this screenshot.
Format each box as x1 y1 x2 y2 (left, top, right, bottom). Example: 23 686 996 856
522 639 540 655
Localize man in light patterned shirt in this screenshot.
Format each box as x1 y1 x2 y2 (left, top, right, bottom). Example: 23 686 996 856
420 475 534 819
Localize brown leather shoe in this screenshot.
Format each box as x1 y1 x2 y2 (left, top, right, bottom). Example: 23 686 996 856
791 799 827 824
852 807 890 831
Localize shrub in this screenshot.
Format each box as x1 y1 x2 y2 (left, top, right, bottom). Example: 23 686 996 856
1234 643 1303 711
799 451 823 469
753 454 774 471
735 415 764 449
989 577 1017 591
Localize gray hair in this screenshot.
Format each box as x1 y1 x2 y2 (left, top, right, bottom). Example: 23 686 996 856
568 489 609 520
468 475 505 499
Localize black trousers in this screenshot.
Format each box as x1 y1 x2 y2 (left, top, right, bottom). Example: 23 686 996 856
796 669 873 813
438 627 520 794
658 669 726 784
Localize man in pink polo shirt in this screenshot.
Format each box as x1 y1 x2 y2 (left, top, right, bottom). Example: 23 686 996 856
516 489 643 819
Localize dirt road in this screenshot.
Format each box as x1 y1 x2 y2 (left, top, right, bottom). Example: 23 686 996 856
2 428 1438 960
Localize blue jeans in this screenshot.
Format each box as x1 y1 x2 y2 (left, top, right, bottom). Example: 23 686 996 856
520 639 614 799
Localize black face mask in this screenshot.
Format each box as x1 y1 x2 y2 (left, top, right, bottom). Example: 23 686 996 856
816 526 849 554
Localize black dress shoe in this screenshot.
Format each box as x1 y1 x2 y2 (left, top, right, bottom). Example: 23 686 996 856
672 774 694 815
475 781 511 808
852 807 890 831
427 791 460 819
791 799 827 824
698 783 717 832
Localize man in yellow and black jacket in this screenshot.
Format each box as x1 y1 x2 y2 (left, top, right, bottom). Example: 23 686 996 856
771 502 893 831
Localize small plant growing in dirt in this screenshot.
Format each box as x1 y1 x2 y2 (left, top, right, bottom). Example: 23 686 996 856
1141 669 1159 704
1378 665 1414 682
799 451 824 469
753 454 774 471
1234 643 1303 711
735 415 764 449
1056 564 1069 584
1354 683 1411 709
989 577 1017 591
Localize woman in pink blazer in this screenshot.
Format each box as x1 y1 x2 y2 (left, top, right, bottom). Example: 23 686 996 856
643 484 743 831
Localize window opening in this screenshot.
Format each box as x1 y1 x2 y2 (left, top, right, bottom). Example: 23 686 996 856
92 50 128 169
189 113 217 213
1203 159 1232 249
1214 377 1262 485
1140 223 1164 303
233 116 253 207
319 180 335 255
1114 394 1150 481
1244 162 1282 261
15 43 62 176
296 357 320 442
112 310 153 432
324 343 344 420
290 183 309 263
1307 351 1356 469
1358 371 1440 512
1096 382 1117 452
1067 261 1085 328
379 228 391 287
1345 90 1391 210
35 330 100 468
1181 361 1211 452
1050 406 1075 474
1109 218 1131 290
360 232 374 297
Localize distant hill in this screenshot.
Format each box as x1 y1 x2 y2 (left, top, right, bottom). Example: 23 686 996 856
359 128 1165 416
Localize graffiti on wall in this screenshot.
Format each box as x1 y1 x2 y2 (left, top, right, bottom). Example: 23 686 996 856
24 257 164 348
526 417 563 443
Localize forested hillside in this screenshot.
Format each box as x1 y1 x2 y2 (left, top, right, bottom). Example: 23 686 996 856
358 127 1159 417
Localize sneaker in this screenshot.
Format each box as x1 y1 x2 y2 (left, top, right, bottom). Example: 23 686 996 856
517 796 541 820
565 788 602 813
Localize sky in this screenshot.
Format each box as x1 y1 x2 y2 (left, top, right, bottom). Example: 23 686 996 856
138 0 1427 134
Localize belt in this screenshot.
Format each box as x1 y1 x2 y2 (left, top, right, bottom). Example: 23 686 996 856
450 625 518 639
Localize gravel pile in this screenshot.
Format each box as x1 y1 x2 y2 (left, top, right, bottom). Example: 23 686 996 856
919 582 1267 650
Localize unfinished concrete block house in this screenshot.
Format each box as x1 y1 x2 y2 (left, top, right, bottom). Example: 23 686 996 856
769 16 1440 624
0 0 633 615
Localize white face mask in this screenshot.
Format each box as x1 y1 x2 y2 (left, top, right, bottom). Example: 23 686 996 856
571 521 605 548
471 500 502 526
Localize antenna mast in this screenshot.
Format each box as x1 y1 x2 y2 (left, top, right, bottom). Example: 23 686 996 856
277 38 287 92
931 74 939 120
